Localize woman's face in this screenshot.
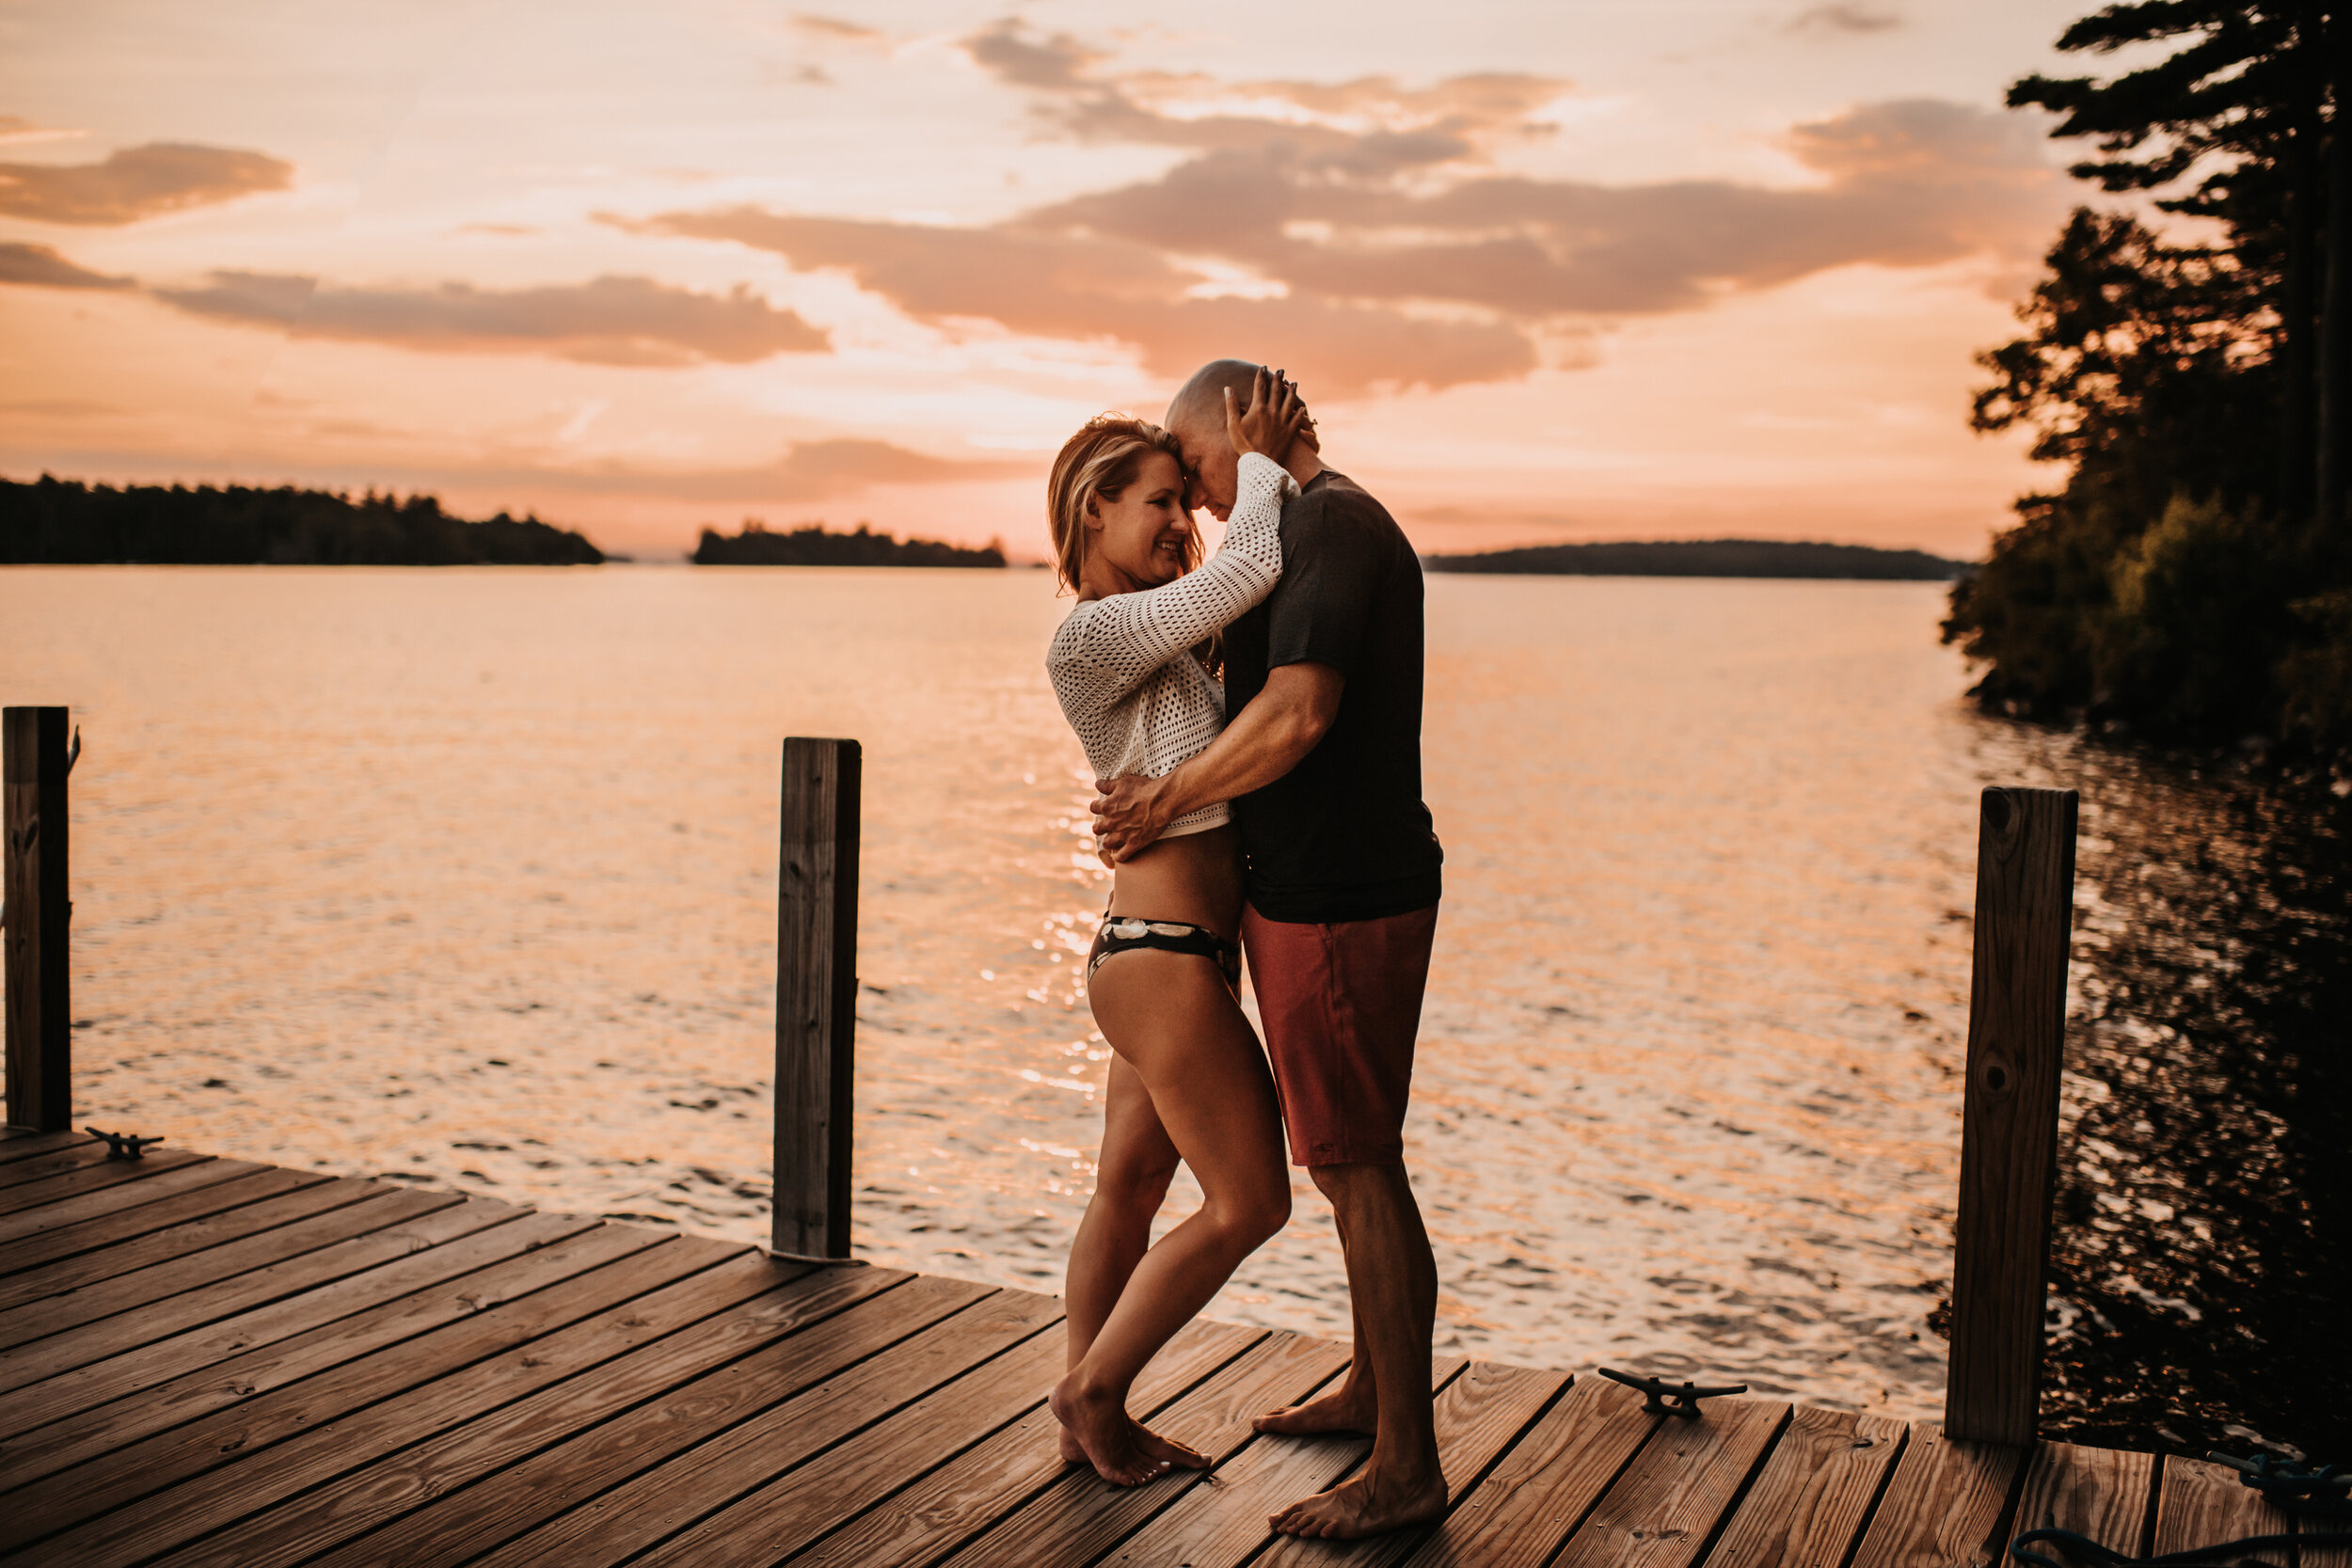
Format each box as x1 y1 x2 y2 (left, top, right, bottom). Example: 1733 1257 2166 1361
1086 451 1193 590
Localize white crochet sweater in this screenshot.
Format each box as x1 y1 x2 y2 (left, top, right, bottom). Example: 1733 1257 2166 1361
1047 452 1299 838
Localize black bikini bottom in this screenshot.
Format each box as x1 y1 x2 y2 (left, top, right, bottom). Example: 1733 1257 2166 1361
1087 915 1242 990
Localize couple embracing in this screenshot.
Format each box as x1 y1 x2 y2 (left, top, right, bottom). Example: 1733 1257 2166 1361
1043 360 1445 1540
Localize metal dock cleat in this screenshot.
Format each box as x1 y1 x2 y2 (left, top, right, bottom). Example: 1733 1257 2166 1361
1597 1368 1750 1418
86 1127 164 1160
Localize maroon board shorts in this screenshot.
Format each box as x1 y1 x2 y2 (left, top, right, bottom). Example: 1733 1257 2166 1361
1241 902 1439 1167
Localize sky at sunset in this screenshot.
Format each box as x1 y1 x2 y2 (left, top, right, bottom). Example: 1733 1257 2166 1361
1 1 2118 561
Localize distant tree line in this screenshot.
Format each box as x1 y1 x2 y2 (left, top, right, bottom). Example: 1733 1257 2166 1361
0 475 604 564
693 519 1006 567
1946 2 2352 756
1425 539 1967 580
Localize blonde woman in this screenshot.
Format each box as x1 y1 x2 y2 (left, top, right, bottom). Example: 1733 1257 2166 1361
1042 370 1311 1484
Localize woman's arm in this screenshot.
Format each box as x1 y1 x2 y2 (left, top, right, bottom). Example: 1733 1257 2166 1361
1057 452 1292 681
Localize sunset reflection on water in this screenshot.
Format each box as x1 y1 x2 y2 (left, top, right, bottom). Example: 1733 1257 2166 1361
4 565 2335 1447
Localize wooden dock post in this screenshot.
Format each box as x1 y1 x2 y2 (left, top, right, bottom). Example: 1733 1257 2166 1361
1945 784 2078 1446
773 736 861 1261
4 706 73 1132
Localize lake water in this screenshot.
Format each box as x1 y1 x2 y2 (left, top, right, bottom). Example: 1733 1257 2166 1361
2 566 2343 1457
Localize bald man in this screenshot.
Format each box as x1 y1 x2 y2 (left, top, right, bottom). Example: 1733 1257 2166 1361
1090 359 1447 1540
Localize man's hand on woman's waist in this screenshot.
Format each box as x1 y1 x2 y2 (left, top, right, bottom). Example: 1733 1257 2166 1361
1090 772 1179 864
1090 661 1343 864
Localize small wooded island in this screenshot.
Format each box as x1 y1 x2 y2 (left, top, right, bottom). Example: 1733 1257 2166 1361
1424 538 1971 579
692 520 1006 567
0 475 603 564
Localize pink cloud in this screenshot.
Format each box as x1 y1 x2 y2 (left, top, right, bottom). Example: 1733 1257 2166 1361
0 142 292 225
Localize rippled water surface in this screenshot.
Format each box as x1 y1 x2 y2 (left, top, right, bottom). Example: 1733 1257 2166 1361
3 566 2343 1453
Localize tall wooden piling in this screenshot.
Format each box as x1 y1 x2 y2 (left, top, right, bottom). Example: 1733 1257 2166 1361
4 707 73 1132
773 736 862 1260
1945 784 2079 1446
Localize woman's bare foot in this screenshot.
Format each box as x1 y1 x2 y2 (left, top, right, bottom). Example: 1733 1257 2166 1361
1057 1414 1178 1468
1253 1380 1377 1436
1050 1371 1210 1485
1267 1464 1449 1539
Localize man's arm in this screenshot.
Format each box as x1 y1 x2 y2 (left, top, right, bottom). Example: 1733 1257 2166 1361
1091 661 1343 862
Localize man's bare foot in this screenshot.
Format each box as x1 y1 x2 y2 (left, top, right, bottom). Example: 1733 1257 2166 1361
1253 1381 1377 1436
1050 1371 1209 1485
1058 1424 1087 1465
1268 1465 1449 1539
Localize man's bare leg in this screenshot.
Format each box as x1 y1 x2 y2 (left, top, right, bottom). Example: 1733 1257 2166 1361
1267 1162 1446 1539
1253 1212 1377 1435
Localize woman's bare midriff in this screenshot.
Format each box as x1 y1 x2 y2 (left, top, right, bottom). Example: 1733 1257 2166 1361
1106 823 1245 940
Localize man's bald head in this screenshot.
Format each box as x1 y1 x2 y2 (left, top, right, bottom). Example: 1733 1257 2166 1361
1166 358 1263 440
1164 358 1263 520
1163 356 1324 518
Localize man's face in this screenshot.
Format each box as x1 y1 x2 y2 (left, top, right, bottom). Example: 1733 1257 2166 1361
1168 416 1241 523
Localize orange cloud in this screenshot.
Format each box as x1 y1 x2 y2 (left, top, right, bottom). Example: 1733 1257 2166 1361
1787 4 1903 33
0 115 87 147
625 206 1534 393
149 271 828 365
0 142 292 225
792 14 881 40
0 241 133 290
964 21 1566 154
627 36 2058 397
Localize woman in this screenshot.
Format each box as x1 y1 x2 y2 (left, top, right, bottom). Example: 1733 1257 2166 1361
1043 370 1311 1484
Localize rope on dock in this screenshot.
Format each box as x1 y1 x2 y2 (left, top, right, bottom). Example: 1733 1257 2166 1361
2011 1453 2352 1568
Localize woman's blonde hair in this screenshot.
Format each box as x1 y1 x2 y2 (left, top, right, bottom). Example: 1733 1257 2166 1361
1046 414 1192 594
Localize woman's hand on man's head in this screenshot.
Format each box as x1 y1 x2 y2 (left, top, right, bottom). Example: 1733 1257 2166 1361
1226 367 1311 461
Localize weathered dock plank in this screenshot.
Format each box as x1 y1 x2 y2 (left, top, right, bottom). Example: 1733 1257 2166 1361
1848 1423 2028 1568
1398 1373 1661 1567
293 1261 914 1568
0 1137 123 1187
466 1283 1050 1568
0 1190 497 1394
2304 1521 2352 1568
0 1150 238 1236
639 1314 1078 1565
2003 1438 2157 1561
1250 1359 1575 1568
0 1209 612 1491
1704 1405 1910 1568
0 1129 96 1164
0 1145 214 1216
942 1328 1352 1568
1554 1394 1790 1568
140 1241 789 1568
1098 1359 1469 1568
2150 1455 2295 1554
0 1223 685 1559
0 1167 358 1305
792 1317 1264 1568
0 1181 439 1350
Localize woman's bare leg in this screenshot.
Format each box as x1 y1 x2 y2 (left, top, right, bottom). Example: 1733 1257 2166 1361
1060 1056 1178 1463
1051 949 1291 1484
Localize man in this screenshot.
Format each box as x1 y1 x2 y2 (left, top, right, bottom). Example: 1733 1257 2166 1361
1090 358 1447 1540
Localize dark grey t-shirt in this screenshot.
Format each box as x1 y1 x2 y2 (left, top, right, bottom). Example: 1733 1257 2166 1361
1222 469 1443 924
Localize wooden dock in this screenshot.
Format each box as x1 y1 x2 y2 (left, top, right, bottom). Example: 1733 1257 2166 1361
5 715 2336 1564
0 1129 2318 1568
